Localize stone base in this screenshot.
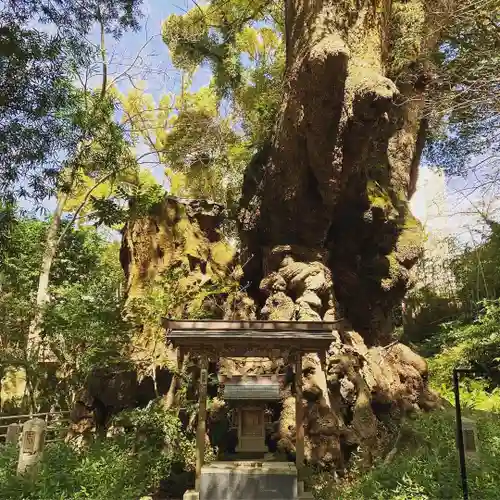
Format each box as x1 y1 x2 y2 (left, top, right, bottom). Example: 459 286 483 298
235 441 268 453
299 493 314 499
183 490 199 500
200 461 298 500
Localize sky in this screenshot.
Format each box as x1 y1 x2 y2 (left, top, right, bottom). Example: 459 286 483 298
23 0 498 248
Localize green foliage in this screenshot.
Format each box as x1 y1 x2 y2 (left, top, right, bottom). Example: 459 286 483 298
162 0 277 97
389 0 426 75
425 2 500 175
436 378 500 413
129 265 238 326
0 0 143 201
0 405 202 500
161 87 248 209
162 0 284 147
0 215 131 408
313 411 500 500
119 83 248 212
126 263 238 381
43 238 131 384
426 300 500 387
451 221 500 305
0 15 79 201
404 220 500 367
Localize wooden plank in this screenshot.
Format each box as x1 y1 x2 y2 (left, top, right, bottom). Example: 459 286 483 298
166 329 336 340
163 319 343 332
165 344 333 358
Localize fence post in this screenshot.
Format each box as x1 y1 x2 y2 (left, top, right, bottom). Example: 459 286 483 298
6 423 21 445
17 418 46 477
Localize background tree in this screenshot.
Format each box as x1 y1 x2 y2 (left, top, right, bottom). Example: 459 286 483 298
0 216 129 411
0 0 146 409
0 0 142 201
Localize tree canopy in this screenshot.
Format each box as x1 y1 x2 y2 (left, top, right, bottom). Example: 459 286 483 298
0 0 143 201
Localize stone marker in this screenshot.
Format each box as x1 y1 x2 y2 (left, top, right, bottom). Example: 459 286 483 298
461 417 479 456
5 423 21 445
17 418 46 477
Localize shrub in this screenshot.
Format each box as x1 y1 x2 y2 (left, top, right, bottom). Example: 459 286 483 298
0 403 206 500
312 410 500 499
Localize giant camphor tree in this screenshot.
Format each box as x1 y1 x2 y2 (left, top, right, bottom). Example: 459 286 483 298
120 0 500 468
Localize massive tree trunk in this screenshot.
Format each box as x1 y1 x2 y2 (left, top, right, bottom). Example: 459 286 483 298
238 0 446 467
240 0 438 337
121 0 453 470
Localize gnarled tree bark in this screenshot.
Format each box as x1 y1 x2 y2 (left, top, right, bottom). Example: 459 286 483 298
238 0 449 468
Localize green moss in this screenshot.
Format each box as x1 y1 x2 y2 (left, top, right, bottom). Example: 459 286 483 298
381 253 401 291
366 180 399 220
367 180 391 208
395 212 424 264
210 240 234 269
173 218 209 261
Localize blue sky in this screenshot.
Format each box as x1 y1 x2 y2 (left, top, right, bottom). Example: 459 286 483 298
22 0 210 214
106 0 210 101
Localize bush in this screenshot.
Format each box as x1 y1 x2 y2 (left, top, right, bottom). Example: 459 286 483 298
0 403 205 500
312 410 500 499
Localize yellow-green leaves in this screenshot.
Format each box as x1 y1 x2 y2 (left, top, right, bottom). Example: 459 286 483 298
162 10 211 73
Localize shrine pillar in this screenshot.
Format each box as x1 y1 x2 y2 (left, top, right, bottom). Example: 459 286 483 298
294 351 304 491
195 354 209 491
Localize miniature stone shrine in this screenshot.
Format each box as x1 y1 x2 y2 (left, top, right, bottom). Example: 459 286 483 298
221 374 282 454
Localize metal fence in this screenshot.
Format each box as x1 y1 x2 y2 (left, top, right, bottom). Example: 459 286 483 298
0 411 70 446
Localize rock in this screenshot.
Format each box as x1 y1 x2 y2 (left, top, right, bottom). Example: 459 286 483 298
388 343 428 376
340 377 356 403
279 261 311 284
224 291 256 320
296 301 321 320
259 272 287 294
261 292 295 320
304 270 332 293
296 290 322 309
323 307 336 321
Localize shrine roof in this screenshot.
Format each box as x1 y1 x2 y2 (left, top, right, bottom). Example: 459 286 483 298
163 320 341 353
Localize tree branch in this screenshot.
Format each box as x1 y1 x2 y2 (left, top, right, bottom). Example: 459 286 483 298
56 172 114 248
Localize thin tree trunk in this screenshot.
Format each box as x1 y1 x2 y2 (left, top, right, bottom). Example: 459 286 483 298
27 188 72 359
26 16 110 410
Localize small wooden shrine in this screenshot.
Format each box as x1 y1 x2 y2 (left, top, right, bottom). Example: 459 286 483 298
222 373 283 454
164 319 340 500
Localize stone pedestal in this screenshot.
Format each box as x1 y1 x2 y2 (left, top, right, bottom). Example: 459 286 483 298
183 491 200 500
200 461 298 500
6 423 21 445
